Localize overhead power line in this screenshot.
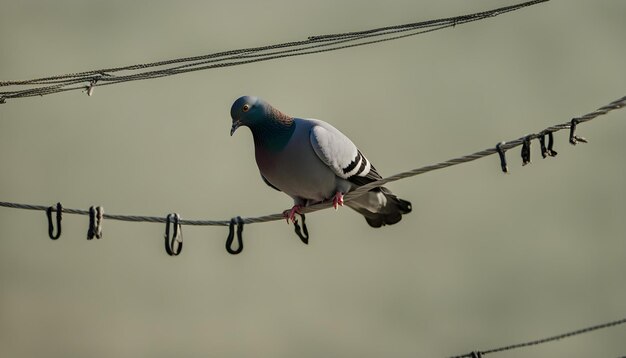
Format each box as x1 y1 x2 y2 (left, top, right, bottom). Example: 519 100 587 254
450 317 626 358
0 0 549 103
0 94 624 253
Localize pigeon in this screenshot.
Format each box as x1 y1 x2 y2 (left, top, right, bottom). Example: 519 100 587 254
230 96 412 227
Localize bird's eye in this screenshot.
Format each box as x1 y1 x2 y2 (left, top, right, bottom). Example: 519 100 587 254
242 104 250 112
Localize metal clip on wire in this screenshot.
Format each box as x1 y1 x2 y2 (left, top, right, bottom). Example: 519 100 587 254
164 213 183 256
470 352 483 358
539 133 548 158
569 118 588 145
46 202 63 240
85 79 97 97
539 131 558 158
547 131 558 156
84 73 110 97
496 142 508 173
521 135 532 166
293 213 309 244
87 206 104 240
226 216 244 255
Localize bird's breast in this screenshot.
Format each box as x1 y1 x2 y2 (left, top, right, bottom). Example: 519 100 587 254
254 129 339 203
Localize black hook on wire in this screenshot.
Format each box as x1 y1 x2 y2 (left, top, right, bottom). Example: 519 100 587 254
569 118 588 145
496 142 508 173
164 213 183 256
226 216 245 255
539 132 548 158
521 135 532 166
87 206 104 240
46 202 63 240
539 131 558 158
293 213 309 244
547 131 558 157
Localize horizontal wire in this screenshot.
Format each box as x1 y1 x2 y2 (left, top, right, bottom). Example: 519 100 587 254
0 94 624 226
0 0 549 102
450 317 626 358
308 0 547 40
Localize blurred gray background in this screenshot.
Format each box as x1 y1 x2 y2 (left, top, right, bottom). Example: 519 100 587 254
1 1 625 357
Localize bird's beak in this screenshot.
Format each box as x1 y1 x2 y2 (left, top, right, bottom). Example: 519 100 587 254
230 120 241 136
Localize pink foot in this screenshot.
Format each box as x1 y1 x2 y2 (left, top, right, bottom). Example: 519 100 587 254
332 192 344 210
283 205 302 224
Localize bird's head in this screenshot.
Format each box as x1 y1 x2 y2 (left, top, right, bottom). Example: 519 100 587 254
230 96 293 136
230 96 265 136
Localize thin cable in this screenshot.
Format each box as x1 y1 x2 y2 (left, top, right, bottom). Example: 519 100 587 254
0 0 549 102
450 317 626 358
0 94 623 226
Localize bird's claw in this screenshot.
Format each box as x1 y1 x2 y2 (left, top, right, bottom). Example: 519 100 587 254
332 192 344 210
283 205 302 224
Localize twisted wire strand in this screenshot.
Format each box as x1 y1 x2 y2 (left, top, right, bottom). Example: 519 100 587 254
308 0 546 40
450 317 626 358
0 0 549 102
0 94 624 226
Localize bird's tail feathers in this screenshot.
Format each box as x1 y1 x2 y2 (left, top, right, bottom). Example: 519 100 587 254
346 187 412 228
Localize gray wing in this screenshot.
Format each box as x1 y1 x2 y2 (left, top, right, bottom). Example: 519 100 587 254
309 120 382 186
